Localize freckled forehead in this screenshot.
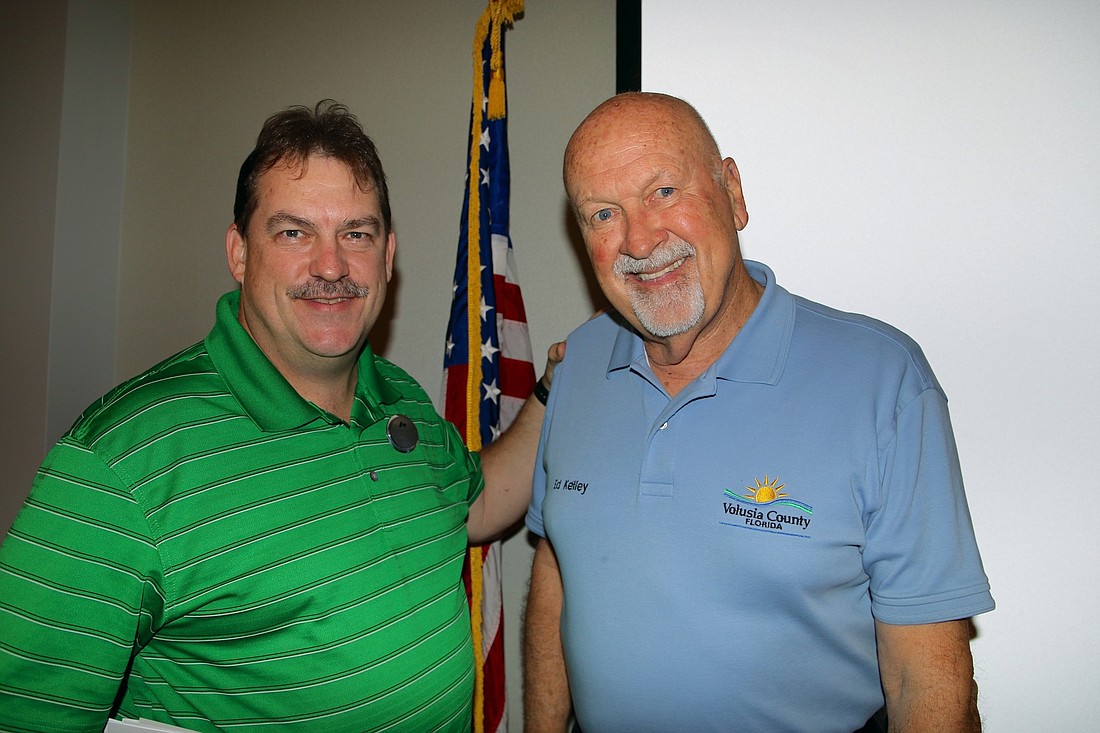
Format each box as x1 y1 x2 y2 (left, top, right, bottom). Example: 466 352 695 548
565 96 714 195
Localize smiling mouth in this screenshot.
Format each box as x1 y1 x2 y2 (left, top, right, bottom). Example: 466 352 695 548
634 257 687 282
614 241 696 283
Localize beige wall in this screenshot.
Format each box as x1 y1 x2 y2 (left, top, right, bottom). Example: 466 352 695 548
0 0 67 535
118 0 608 392
2 0 613 727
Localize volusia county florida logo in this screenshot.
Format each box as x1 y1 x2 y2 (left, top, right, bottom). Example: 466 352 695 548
722 475 813 538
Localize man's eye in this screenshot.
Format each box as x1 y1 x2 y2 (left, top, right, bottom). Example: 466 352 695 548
594 209 613 223
282 229 301 239
657 187 675 198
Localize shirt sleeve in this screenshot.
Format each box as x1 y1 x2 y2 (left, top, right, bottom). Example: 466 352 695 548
863 388 995 624
439 415 485 506
524 372 556 539
0 437 166 733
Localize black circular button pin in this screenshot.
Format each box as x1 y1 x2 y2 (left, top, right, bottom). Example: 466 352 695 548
387 414 419 453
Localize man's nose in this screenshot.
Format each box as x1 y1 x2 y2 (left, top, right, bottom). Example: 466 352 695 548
620 208 667 261
310 237 350 282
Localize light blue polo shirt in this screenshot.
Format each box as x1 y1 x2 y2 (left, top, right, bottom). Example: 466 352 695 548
526 261 993 733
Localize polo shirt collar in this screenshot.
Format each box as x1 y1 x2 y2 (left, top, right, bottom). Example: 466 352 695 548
205 290 401 432
607 260 793 386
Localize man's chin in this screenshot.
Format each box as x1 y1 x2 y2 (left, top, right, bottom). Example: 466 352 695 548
302 332 369 361
632 307 702 340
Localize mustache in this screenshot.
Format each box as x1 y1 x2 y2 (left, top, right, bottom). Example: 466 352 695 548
287 279 370 299
613 241 695 276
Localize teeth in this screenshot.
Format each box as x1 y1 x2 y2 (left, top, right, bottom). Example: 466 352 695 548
636 257 685 282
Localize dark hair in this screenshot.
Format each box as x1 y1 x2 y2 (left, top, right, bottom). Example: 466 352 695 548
233 100 391 235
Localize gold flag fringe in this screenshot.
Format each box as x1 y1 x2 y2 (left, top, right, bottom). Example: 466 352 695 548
465 3 523 732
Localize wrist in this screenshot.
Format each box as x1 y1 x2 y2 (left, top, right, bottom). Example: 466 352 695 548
532 376 551 405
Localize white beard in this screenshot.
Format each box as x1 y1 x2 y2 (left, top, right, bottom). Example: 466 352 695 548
614 241 705 338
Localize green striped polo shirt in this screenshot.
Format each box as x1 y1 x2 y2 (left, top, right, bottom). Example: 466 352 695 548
0 290 483 733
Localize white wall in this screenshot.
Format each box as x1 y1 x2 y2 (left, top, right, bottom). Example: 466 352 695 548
643 1 1100 728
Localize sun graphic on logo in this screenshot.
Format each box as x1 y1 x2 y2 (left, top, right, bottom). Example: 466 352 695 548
745 475 787 503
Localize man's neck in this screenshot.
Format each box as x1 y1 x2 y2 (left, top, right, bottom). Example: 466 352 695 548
290 366 359 423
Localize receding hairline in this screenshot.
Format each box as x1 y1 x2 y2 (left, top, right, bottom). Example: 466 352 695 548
266 152 381 191
563 92 723 188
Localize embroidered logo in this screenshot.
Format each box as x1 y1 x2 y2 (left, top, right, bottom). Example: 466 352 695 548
721 475 813 538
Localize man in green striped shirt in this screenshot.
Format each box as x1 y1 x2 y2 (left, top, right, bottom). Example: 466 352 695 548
0 101 552 733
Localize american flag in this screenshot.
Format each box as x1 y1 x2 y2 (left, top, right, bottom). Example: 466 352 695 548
440 2 531 732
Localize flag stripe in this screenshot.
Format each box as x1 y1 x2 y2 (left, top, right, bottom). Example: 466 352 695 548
495 279 529 325
497 358 535 397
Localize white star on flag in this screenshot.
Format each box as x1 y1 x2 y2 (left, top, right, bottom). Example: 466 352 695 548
482 378 501 404
481 338 500 362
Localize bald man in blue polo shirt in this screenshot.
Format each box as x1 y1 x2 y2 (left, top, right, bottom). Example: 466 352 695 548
522 93 993 733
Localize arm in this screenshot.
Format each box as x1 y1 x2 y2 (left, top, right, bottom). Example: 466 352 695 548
875 618 981 732
0 441 156 732
467 341 565 543
523 537 573 733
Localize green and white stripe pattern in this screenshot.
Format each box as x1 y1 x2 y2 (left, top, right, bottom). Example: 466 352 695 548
0 291 483 733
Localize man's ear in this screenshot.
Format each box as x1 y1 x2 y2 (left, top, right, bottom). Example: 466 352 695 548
384 230 397 282
721 157 749 231
227 223 246 284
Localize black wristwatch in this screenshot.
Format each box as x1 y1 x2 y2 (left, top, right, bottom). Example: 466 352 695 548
532 377 551 405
